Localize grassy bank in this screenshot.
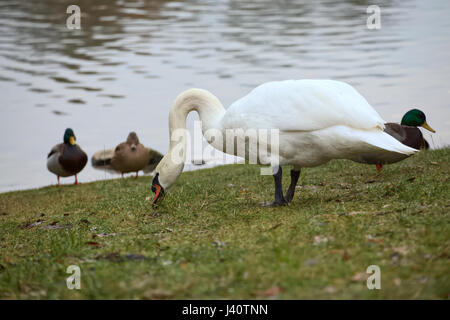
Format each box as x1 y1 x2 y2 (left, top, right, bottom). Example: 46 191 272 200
0 148 449 299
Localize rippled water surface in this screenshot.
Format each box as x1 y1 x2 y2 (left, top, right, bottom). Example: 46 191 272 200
0 0 449 192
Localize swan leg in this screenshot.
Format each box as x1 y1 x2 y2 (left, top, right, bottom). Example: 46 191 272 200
285 168 301 203
74 175 79 185
262 166 287 207
135 171 138 179
57 176 60 187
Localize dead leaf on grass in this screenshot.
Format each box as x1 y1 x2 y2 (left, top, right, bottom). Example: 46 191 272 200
351 272 368 282
93 233 117 238
23 220 44 229
143 289 172 299
268 223 282 231
324 286 337 294
124 253 147 261
342 251 350 261
96 253 123 262
213 240 228 247
256 286 284 298
313 235 332 245
392 246 409 256
42 223 72 230
86 241 103 248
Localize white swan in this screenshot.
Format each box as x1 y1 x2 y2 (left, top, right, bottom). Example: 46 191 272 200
151 80 418 206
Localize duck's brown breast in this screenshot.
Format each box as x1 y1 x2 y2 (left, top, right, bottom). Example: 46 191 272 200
59 144 88 174
111 143 151 173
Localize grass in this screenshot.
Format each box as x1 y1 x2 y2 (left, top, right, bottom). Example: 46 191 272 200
0 148 449 299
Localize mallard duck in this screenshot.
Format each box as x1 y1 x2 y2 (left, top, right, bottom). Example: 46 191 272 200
354 109 435 171
91 146 162 174
107 132 152 178
111 132 152 178
150 79 418 207
47 128 88 186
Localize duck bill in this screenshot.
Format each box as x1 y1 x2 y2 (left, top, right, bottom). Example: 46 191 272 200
69 136 76 145
152 184 165 207
421 122 436 133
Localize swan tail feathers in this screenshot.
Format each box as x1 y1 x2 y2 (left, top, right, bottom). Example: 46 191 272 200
347 130 418 165
361 131 418 155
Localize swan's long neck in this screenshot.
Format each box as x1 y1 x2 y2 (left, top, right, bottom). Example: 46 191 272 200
156 88 226 189
169 88 225 135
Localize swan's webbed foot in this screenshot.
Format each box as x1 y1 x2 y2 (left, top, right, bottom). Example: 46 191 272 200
262 199 288 207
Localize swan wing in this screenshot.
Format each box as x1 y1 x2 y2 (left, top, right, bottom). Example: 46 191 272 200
222 79 385 131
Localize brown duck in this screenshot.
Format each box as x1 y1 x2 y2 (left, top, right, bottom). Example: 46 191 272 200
47 128 88 186
110 132 152 178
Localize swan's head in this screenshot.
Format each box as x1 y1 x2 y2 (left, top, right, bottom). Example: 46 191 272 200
401 109 435 133
151 154 185 207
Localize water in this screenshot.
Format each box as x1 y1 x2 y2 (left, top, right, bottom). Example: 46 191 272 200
0 0 449 193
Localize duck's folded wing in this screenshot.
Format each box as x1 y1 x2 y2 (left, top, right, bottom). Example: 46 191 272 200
385 123 429 150
47 144 63 158
384 123 407 142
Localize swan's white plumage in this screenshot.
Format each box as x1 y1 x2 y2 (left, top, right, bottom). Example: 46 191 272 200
154 79 418 190
216 79 418 167
222 80 385 131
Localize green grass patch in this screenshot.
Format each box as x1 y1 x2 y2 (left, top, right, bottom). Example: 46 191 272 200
0 148 449 299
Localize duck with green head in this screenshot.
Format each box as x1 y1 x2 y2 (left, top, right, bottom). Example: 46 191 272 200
355 109 435 170
47 128 88 186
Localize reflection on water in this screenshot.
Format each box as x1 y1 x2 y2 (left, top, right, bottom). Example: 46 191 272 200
0 0 449 192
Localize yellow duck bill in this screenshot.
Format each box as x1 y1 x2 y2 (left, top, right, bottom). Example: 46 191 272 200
421 121 436 133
